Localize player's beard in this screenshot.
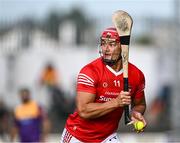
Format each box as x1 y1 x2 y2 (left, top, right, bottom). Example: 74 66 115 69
103 56 121 66
102 51 122 66
98 45 122 66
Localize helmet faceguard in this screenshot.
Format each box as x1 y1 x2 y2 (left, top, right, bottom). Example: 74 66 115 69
99 27 122 66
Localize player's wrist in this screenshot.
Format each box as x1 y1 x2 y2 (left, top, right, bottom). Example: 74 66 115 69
131 106 145 115
130 110 142 117
109 98 119 108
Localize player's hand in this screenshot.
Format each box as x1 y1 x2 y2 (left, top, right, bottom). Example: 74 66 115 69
116 91 131 107
131 111 147 132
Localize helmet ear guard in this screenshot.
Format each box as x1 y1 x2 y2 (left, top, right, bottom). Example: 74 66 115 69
98 44 103 56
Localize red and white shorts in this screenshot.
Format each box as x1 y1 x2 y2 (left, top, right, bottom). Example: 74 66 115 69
60 128 122 143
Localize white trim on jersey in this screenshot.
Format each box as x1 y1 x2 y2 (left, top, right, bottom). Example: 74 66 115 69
78 73 94 87
77 81 94 87
106 65 123 76
104 29 117 33
78 73 94 83
78 76 93 84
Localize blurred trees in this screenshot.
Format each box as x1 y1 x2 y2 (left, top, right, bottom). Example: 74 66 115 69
0 8 94 45
135 34 154 45
67 8 91 44
44 11 61 40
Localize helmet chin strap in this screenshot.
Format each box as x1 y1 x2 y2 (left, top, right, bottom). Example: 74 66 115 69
103 55 122 66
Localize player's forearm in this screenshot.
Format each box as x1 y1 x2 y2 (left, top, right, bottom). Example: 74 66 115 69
131 104 146 115
131 96 146 115
78 98 119 119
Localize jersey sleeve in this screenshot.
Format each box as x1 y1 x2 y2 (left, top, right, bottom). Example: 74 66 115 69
134 70 145 99
76 65 98 94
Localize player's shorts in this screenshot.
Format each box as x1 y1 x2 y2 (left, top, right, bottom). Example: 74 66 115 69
60 128 122 143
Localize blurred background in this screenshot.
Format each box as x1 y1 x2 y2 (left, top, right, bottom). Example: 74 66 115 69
0 0 180 142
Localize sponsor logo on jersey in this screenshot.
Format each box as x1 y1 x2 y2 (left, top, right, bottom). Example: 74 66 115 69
105 91 120 96
99 96 113 102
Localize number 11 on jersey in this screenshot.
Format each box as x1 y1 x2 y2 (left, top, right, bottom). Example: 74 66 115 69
114 80 120 87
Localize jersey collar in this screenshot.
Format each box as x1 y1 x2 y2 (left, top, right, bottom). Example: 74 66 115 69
106 65 123 76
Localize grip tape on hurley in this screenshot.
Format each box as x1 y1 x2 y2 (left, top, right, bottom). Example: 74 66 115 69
120 35 130 45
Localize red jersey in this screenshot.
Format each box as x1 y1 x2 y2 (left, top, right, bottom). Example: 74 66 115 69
65 57 145 142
